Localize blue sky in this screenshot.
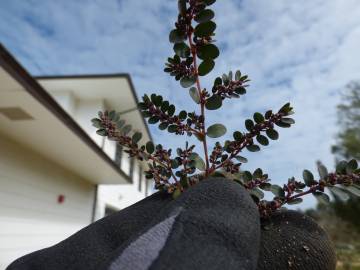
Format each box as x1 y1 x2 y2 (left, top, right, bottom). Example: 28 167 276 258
1 0 360 208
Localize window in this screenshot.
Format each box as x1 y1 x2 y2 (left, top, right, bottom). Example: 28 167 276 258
129 158 135 180
132 161 141 190
145 173 154 196
121 150 131 175
115 144 122 167
138 166 143 192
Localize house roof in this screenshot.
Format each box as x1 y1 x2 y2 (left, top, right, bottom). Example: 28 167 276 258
0 44 151 185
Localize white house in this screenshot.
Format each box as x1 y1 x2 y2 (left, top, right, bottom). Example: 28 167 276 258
0 44 153 269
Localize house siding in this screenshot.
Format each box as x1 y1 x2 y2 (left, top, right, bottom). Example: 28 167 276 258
94 159 147 219
0 134 94 269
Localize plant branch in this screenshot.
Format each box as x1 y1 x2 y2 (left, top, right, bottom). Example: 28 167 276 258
98 114 179 184
209 112 286 174
188 25 210 175
257 171 360 218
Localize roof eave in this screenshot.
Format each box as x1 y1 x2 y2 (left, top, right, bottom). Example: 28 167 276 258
0 44 132 184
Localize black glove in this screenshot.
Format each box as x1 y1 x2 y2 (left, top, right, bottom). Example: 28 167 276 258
7 178 260 270
257 210 336 270
7 177 336 270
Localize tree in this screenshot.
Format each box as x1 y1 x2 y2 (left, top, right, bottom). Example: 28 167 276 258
331 82 360 231
332 81 360 161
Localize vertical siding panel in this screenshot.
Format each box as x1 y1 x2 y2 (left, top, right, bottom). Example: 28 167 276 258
0 135 94 268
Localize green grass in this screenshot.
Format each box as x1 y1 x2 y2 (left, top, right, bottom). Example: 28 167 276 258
337 266 360 270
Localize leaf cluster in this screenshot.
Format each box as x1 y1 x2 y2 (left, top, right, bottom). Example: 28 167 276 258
256 160 360 218
91 0 360 218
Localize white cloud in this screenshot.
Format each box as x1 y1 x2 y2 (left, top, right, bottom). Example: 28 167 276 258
1 0 360 208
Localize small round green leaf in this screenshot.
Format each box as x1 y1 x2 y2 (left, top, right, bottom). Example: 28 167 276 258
138 102 148 110
189 87 200 104
180 76 196 88
336 160 348 174
204 0 216 5
132 132 142 143
148 116 159 124
266 129 279 140
270 184 285 198
197 44 219 60
253 112 264 123
169 29 185 43
235 156 248 163
194 21 216 37
168 105 176 116
213 77 222 86
179 110 187 120
345 186 360 197
198 59 215 76
171 159 180 169
235 70 241 80
256 135 269 146
233 131 243 141
158 122 168 130
96 129 107 136
193 155 206 171
279 102 292 113
259 183 272 191
152 95 163 106
178 0 187 16
161 101 169 112
303 170 315 186
91 118 102 128
346 159 358 173
146 141 155 154
287 198 303 205
313 192 330 205
116 120 126 128
207 123 227 138
246 145 260 152
329 186 350 201
317 164 328 180
265 110 272 119
253 168 263 178
194 9 214 23
245 119 254 131
205 94 222 110
250 188 264 200
168 125 178 133
180 175 189 188
172 188 182 199
234 87 246 95
173 42 190 58
243 171 253 182
122 124 132 134
275 121 291 128
108 110 116 120
281 117 295 125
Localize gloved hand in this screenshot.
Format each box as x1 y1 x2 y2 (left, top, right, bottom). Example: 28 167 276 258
7 178 336 270
257 210 336 270
7 178 260 270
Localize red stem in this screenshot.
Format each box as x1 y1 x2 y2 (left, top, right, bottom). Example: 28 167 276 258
284 185 318 204
188 29 210 175
208 113 284 174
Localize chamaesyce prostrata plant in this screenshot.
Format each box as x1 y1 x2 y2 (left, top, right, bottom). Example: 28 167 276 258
92 0 360 218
